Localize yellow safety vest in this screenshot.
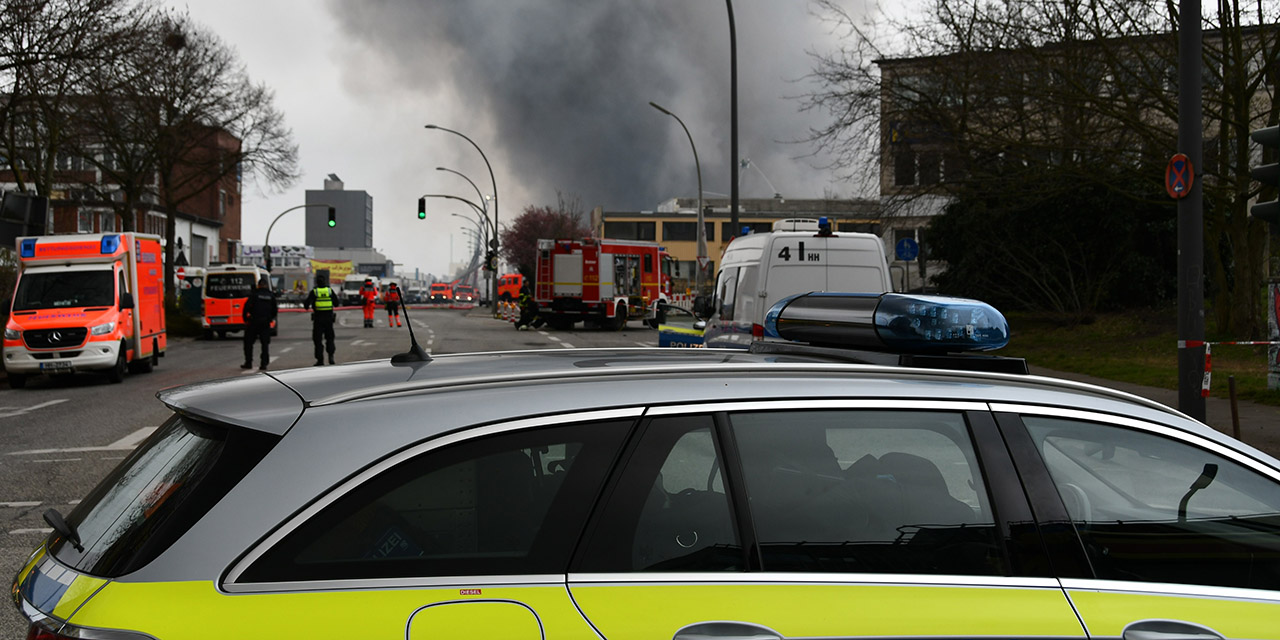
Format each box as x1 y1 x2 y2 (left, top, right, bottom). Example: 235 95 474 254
314 287 334 312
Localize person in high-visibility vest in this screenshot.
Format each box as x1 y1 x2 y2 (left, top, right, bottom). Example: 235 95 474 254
384 282 403 327
304 273 337 366
359 278 378 328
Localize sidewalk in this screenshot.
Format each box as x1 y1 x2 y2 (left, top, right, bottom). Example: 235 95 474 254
1029 366 1280 458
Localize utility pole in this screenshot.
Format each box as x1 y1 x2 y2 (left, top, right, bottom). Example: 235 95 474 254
1176 0 1205 420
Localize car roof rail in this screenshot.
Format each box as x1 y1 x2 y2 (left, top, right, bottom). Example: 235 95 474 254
749 341 1030 375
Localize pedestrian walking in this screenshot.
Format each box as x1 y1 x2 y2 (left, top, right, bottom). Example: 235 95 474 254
304 273 337 366
360 278 378 328
241 276 278 371
384 282 403 327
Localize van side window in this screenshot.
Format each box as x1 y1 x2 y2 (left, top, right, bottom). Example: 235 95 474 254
735 266 758 326
118 270 128 301
716 267 738 321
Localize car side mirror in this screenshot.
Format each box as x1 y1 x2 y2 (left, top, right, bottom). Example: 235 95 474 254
693 295 712 319
119 292 135 310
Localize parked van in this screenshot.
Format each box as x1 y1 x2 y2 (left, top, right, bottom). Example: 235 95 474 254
203 264 272 339
700 218 893 349
343 274 379 306
4 233 166 387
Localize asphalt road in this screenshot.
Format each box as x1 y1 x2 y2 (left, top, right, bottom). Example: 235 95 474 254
0 305 659 638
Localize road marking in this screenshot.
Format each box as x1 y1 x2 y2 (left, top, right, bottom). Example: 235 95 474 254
350 339 372 347
280 347 294 354
0 398 68 419
9 528 53 535
27 458 81 463
0 501 40 508
537 331 550 337
634 341 651 347
558 342 575 349
9 427 158 456
426 339 434 346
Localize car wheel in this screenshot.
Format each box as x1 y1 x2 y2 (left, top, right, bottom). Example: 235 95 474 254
8 373 27 389
216 329 227 339
107 347 127 383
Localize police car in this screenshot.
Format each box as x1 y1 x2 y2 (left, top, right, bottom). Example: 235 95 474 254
13 293 1280 639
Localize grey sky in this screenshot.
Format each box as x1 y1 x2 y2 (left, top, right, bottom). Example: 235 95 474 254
173 0 868 278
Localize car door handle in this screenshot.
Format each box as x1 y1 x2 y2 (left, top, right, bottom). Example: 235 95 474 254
674 622 782 640
1123 620 1225 640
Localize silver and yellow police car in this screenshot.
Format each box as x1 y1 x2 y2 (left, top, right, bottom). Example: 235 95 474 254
13 293 1280 639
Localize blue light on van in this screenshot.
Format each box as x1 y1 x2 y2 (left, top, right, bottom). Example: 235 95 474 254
19 238 36 258
100 234 120 254
764 292 1009 352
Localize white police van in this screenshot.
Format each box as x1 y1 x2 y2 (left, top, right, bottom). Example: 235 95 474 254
701 217 893 349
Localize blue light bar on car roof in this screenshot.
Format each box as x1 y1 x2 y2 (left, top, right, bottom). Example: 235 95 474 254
763 292 1010 353
100 234 120 254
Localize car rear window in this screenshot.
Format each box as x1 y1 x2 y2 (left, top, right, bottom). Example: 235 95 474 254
49 413 278 577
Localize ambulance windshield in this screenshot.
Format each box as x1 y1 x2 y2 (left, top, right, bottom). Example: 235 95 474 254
205 273 255 299
13 270 114 311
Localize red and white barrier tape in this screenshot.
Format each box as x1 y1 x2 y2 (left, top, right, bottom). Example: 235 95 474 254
1180 340 1280 396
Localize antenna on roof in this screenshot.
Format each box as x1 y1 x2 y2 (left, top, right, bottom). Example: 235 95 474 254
391 297 431 365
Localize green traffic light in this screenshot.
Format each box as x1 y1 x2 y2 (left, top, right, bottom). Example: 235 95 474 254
327 219 336 227
417 211 426 220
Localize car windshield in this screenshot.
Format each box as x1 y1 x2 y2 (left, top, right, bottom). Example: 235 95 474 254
344 281 364 292
13 270 114 311
205 273 255 299
49 414 278 577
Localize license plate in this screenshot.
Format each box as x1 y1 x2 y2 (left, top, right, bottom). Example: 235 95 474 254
210 317 228 324
40 361 73 372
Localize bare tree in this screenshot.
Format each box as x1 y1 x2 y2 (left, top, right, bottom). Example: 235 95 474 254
0 0 148 199
117 12 299 304
804 0 1280 333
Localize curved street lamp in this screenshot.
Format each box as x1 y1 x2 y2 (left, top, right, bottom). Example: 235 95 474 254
425 125 500 314
263 203 334 272
649 101 707 294
725 0 739 234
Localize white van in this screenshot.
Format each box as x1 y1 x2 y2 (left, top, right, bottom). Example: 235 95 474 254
701 218 893 349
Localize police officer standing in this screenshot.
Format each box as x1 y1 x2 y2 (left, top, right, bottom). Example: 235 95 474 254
305 272 337 366
241 276 278 371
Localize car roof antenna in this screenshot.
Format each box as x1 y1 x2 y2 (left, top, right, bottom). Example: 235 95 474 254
391 297 432 365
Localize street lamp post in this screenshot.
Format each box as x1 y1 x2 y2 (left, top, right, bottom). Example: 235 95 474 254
725 0 739 235
425 124 500 314
650 101 707 295
264 204 335 273
438 167 498 304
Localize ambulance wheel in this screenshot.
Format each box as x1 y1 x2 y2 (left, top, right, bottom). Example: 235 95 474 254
202 329 213 340
107 348 127 383
8 373 27 389
129 348 154 374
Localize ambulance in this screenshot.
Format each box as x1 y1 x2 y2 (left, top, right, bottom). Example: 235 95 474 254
3 233 165 388
202 264 272 339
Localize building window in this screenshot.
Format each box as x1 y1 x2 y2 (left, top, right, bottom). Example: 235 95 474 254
918 151 941 186
894 150 916 186
77 210 94 233
146 212 166 237
219 189 227 218
662 221 714 242
837 221 882 235
603 221 656 241
98 211 115 233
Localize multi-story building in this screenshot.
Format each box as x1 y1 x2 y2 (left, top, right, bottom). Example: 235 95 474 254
305 174 373 249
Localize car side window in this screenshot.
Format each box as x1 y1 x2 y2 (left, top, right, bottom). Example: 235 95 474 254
576 415 742 572
735 266 758 325
731 410 1006 575
237 420 631 583
1024 416 1280 591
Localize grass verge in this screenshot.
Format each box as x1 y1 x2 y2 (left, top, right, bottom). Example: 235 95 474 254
1000 306 1279 407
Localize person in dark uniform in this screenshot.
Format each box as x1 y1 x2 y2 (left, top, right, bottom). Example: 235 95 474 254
305 273 337 366
515 284 544 331
241 276 278 371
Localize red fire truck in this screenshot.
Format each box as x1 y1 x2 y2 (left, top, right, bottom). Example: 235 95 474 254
534 237 673 330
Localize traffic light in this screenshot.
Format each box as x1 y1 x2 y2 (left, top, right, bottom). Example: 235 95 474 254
417 198 427 220
327 206 337 228
484 250 496 271
1251 126 1280 224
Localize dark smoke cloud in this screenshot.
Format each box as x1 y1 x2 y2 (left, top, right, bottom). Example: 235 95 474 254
326 0 867 210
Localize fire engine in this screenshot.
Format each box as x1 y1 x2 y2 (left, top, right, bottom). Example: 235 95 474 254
4 233 166 387
534 237 673 330
428 282 453 305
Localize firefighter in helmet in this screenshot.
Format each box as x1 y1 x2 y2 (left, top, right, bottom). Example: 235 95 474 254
384 282 403 328
359 278 378 328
